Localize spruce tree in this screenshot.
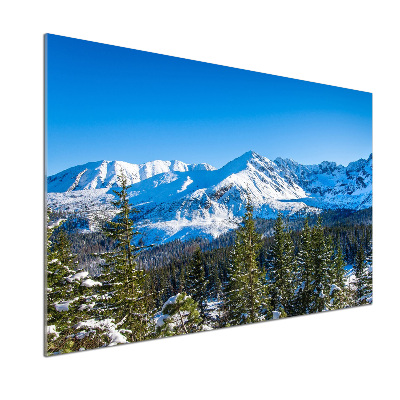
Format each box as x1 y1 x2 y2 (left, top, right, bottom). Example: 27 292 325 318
46 212 95 353
178 264 186 292
328 245 350 310
185 247 208 318
224 200 265 325
353 246 373 306
211 263 222 301
156 293 202 336
294 218 314 315
267 214 296 317
309 217 332 313
46 212 71 347
96 174 153 343
366 240 373 303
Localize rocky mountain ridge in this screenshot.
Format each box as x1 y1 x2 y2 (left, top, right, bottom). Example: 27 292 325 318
47 151 372 244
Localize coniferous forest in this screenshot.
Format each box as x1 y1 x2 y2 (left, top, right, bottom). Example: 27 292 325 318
46 176 372 355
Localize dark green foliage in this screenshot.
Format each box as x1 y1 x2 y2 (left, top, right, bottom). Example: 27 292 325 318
142 212 371 321
224 201 266 325
328 246 350 309
57 207 372 273
293 218 314 315
46 210 98 354
185 247 209 318
353 244 373 306
209 263 222 300
267 214 296 317
308 217 333 313
292 217 353 315
156 293 202 336
46 201 372 354
96 175 153 342
46 213 73 334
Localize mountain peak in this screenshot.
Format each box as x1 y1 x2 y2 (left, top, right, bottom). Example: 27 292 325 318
233 150 268 164
219 151 273 176
47 151 372 244
241 150 258 160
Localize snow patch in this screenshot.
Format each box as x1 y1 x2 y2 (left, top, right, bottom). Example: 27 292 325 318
54 301 71 312
272 311 281 320
81 279 102 288
177 176 193 193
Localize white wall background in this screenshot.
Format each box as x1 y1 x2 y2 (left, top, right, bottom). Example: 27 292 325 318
1 1 398 398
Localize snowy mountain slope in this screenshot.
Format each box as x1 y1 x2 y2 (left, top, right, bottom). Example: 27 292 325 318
274 153 372 209
47 151 372 244
47 159 216 193
111 151 316 242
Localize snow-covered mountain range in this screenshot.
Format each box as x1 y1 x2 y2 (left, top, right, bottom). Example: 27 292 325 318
47 159 216 192
47 151 372 244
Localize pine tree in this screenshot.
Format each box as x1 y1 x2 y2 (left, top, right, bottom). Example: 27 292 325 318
224 200 265 325
46 212 94 353
46 211 72 349
267 214 296 317
353 246 373 306
328 246 350 310
309 217 332 313
156 293 202 336
365 239 373 304
96 174 153 343
51 229 96 322
46 210 79 348
294 218 313 315
178 264 186 292
211 263 222 301
185 247 208 318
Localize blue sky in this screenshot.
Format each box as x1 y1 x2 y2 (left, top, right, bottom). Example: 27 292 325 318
46 34 372 176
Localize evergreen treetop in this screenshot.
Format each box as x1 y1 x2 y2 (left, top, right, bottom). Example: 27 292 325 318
224 199 265 325
96 174 154 342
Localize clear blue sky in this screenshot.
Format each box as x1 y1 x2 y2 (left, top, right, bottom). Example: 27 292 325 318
46 34 372 176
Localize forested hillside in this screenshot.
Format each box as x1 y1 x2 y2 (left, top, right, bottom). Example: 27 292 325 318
46 179 372 355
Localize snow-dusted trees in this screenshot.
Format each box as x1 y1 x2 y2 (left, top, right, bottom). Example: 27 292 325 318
210 263 222 301
156 293 202 336
46 209 84 353
267 214 296 317
293 217 351 315
46 211 72 350
46 196 373 354
224 201 266 325
293 218 313 315
46 210 100 354
307 217 333 313
353 245 373 306
328 246 350 310
96 174 154 343
185 247 208 318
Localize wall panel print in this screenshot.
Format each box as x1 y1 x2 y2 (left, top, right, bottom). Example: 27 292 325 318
45 34 372 356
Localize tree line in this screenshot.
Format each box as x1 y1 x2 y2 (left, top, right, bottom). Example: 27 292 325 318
46 177 372 355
